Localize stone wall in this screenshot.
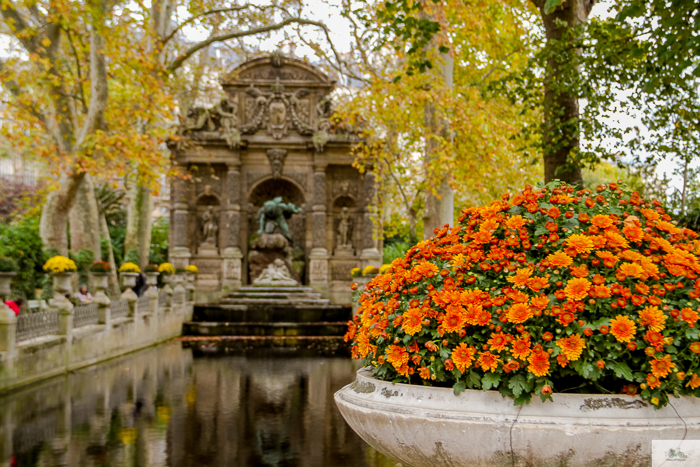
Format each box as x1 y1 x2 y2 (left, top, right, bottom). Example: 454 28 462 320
0 299 193 394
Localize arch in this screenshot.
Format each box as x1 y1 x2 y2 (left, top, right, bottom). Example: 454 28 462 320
332 194 356 209
248 176 306 208
195 193 221 206
222 55 331 85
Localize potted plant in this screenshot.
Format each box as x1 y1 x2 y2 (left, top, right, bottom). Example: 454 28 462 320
158 262 175 285
118 262 141 290
337 181 700 465
0 255 18 300
89 261 112 292
184 265 198 301
43 255 78 298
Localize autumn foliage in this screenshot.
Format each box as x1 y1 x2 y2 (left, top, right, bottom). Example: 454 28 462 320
346 181 700 407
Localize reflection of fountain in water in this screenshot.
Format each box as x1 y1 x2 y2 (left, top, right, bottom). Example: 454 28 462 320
0 343 392 467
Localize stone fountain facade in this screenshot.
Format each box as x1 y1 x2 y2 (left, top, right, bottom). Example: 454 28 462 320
168 53 381 305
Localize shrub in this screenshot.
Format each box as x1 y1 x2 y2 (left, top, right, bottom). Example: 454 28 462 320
158 263 175 274
347 181 700 409
149 217 169 264
144 264 159 273
185 265 199 273
73 249 95 285
89 261 112 273
0 215 44 298
175 267 187 273
43 256 78 273
0 255 19 272
118 262 141 273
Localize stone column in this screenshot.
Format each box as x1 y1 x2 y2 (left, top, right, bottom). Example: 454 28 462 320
360 171 382 268
170 177 191 269
309 164 329 296
0 304 16 357
222 163 243 292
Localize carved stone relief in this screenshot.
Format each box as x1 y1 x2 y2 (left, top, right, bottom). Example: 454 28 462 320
331 261 358 281
266 149 287 178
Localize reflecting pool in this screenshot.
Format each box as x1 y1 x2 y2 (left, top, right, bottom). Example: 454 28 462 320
0 341 395 466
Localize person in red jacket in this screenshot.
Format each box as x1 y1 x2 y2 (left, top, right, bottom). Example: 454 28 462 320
4 298 23 316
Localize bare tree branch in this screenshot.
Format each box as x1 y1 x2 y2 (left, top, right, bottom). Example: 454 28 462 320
163 5 252 45
0 1 40 53
168 17 330 71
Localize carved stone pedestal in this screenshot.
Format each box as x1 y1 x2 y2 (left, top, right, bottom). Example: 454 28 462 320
248 233 297 283
309 248 329 297
222 247 243 292
360 248 382 269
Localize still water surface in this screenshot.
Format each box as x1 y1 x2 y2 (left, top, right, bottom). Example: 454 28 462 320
1 342 394 467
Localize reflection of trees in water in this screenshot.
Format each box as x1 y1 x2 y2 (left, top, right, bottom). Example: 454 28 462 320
0 345 389 467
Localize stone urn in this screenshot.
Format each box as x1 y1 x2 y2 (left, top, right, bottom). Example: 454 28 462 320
145 272 160 288
161 274 173 308
335 368 700 467
173 272 187 304
119 272 139 292
0 272 16 301
52 272 74 297
185 272 196 302
91 272 110 293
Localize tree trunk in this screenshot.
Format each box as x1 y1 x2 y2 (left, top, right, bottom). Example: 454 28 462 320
69 174 102 258
40 173 85 255
124 181 153 267
423 51 455 239
534 0 594 186
99 212 121 297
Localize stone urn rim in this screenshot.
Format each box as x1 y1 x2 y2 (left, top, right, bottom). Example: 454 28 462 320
0 271 17 277
335 368 700 466
50 271 75 277
90 271 111 277
119 271 140 276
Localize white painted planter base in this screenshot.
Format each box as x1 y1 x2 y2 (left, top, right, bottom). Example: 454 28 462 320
335 368 700 467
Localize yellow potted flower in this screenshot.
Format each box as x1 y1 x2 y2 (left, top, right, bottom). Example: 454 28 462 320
43 255 78 298
118 262 141 291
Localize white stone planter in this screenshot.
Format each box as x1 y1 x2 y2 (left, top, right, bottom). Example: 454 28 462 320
52 272 74 296
145 272 160 287
119 272 139 291
0 272 16 300
90 272 110 292
335 368 700 467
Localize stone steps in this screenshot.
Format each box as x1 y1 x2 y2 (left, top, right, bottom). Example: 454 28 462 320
183 321 348 337
179 336 349 356
193 306 351 323
184 285 352 348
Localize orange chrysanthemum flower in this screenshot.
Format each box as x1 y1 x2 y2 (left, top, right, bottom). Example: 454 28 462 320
476 351 502 373
507 267 532 287
656 221 680 235
505 215 527 230
647 373 661 389
565 234 595 255
401 308 424 336
681 308 699 327
605 231 629 249
510 337 531 359
646 330 665 350
570 264 589 278
564 278 591 301
638 306 666 332
650 354 675 379
556 334 586 361
527 350 550 377
641 208 660 222
530 294 550 311
488 332 508 351
506 303 534 324
419 367 431 379
386 345 409 369
618 262 644 278
442 311 466 334
610 315 637 343
527 276 549 292
592 285 611 298
690 342 700 354
622 224 644 242
451 343 476 373
686 373 700 389
546 251 573 268
591 214 614 229
596 250 619 266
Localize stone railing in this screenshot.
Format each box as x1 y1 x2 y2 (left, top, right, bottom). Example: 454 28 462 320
0 271 195 394
73 303 99 328
16 311 59 343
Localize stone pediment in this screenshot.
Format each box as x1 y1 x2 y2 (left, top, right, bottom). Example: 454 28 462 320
222 53 332 89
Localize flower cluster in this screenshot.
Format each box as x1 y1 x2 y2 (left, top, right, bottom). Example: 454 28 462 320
362 265 379 275
43 256 77 273
351 268 361 277
158 263 175 274
346 182 700 408
118 262 141 273
89 261 112 273
185 265 199 274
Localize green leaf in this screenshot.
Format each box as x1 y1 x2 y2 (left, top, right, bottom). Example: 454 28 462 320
467 370 481 389
482 372 501 390
508 374 529 398
613 362 634 381
544 0 563 14
453 380 467 395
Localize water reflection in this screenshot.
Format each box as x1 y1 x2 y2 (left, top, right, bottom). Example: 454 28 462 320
0 342 394 467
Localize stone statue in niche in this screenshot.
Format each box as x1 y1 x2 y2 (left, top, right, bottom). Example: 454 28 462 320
253 259 298 286
200 206 218 246
211 97 240 148
335 207 354 256
257 197 300 244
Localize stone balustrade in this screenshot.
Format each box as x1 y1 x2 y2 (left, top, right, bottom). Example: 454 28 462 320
0 289 194 394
